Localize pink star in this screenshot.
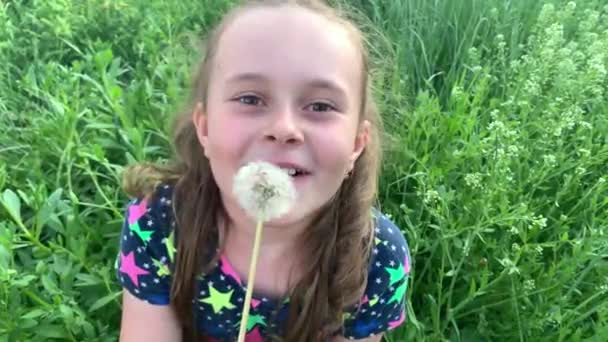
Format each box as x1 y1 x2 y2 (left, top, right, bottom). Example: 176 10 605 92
388 310 406 329
360 295 369 305
119 251 149 287
251 298 261 309
220 254 243 285
245 327 263 342
128 199 148 225
404 254 410 274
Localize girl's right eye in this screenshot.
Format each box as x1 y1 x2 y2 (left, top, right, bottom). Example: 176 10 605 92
235 95 263 106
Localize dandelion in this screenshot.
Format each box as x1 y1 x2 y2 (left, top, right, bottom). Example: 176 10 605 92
233 161 296 342
233 161 296 221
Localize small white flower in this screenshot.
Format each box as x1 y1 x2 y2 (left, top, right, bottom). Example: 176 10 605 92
233 161 296 221
524 279 536 291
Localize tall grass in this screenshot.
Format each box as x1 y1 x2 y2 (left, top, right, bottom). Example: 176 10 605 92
1 0 607 341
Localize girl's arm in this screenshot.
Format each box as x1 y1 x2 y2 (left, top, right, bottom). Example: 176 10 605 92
119 290 182 342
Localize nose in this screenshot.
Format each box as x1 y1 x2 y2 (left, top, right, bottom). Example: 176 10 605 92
264 106 304 145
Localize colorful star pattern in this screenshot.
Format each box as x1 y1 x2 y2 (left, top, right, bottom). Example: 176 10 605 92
162 230 176 262
199 284 237 314
246 313 267 331
116 184 411 341
152 257 171 277
119 251 149 287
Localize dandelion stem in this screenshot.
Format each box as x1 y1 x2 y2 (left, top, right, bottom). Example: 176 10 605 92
237 218 264 342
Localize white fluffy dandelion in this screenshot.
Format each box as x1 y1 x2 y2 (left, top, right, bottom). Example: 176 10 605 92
233 161 296 342
233 161 296 221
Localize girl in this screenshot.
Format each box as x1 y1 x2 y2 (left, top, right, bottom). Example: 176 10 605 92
115 0 411 341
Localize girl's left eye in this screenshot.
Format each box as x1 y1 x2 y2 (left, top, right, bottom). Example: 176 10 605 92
306 102 336 112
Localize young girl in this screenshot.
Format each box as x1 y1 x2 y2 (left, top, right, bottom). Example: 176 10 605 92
115 0 411 341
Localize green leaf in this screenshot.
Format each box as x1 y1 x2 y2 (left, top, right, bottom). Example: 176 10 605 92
21 309 46 320
36 188 63 232
37 324 69 339
89 291 121 312
75 273 102 287
41 274 60 295
12 274 37 288
1 189 22 224
59 304 74 323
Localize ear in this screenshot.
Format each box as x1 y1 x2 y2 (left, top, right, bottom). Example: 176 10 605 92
348 120 371 170
192 102 209 156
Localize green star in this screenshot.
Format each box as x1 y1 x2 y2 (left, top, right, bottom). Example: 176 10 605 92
342 312 352 322
388 276 409 305
375 237 382 246
129 221 154 243
384 262 406 287
199 285 236 314
152 258 171 277
246 313 267 331
162 230 177 262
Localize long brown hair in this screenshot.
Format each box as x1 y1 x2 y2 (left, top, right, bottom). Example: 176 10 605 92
122 1 384 340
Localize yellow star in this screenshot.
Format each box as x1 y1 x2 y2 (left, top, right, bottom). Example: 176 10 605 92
152 258 171 277
199 285 236 314
162 230 177 263
369 295 379 307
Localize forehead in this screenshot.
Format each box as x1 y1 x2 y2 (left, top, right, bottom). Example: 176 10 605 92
212 6 362 89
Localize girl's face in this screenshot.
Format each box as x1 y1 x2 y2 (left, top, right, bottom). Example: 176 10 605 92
194 6 369 227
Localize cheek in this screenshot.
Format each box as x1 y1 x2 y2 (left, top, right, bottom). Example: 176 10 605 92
205 114 248 161
312 125 356 176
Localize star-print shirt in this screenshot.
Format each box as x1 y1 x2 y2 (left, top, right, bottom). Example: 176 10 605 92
115 184 412 341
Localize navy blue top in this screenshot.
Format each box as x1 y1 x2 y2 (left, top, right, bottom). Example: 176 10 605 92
115 184 411 341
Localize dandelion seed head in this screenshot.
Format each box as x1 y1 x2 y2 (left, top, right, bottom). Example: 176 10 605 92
233 161 296 222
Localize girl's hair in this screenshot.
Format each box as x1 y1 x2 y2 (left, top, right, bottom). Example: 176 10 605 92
122 0 383 340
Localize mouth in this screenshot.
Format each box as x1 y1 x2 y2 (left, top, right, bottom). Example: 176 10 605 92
272 162 312 178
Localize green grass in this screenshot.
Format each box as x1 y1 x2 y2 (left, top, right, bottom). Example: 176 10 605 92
1 0 607 341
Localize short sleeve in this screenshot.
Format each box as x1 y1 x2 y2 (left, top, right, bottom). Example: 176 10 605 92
114 185 176 305
341 211 412 339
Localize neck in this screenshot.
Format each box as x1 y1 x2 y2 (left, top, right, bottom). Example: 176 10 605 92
220 195 313 263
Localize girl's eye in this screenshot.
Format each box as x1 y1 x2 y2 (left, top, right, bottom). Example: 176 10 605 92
236 95 263 106
307 102 336 112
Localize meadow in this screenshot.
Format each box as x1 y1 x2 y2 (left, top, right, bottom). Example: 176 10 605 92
1 0 607 341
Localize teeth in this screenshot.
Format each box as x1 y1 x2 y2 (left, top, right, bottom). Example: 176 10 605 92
285 168 297 176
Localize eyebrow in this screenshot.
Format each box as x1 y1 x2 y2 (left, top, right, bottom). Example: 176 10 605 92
226 72 269 84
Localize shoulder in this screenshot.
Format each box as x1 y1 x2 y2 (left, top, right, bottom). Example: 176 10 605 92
115 183 177 305
366 209 412 304
371 209 411 269
339 209 412 339
124 183 176 242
